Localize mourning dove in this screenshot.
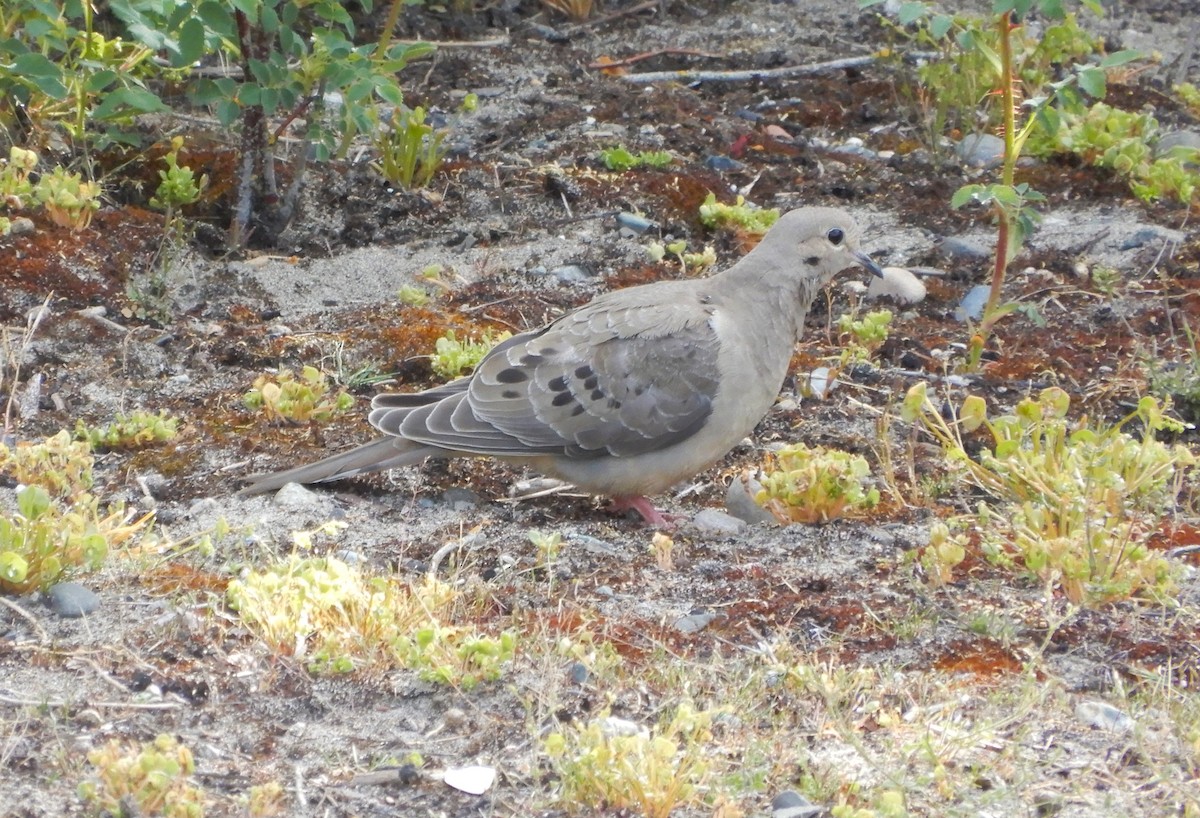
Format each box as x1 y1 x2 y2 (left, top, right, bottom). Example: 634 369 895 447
238 207 883 525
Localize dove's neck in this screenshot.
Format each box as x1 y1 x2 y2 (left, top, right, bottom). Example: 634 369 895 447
716 252 822 344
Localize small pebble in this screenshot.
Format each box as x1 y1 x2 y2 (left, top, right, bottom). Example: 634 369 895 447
615 212 655 234
724 474 777 526
937 236 991 262
46 582 100 618
690 508 747 536
954 284 991 322
546 264 593 284
956 133 1005 169
272 482 321 508
1075 700 1133 733
867 266 926 305
772 789 821 818
674 611 720 634
704 155 745 172
568 662 589 684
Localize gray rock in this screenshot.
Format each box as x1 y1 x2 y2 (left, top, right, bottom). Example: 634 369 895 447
725 474 777 526
866 266 927 305
954 284 991 322
956 133 1005 169
772 789 820 818
704 155 745 172
546 264 594 285
938 236 991 261
616 212 655 234
272 482 321 508
1075 700 1133 733
46 582 100 618
442 487 481 509
674 611 720 634
690 508 747 536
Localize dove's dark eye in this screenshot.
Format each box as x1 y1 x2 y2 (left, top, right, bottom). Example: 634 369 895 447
827 228 845 245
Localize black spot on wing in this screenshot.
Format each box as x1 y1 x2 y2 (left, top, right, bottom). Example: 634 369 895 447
496 368 528 383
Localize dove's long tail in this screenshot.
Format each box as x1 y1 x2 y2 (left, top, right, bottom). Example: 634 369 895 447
235 436 434 496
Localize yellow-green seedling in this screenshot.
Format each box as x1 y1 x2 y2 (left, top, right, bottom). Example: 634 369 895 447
397 284 432 306
0 146 39 210
374 106 447 190
756 443 881 524
240 781 285 817
79 734 204 818
0 484 151 594
0 429 94 498
1176 82 1200 116
918 520 967 587
543 703 718 818
837 309 893 365
75 410 179 451
34 165 102 230
903 383 1195 605
698 193 779 234
150 136 207 212
430 329 511 379
227 555 516 687
243 366 354 425
599 146 673 171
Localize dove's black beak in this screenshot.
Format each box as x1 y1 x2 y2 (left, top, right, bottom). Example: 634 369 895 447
854 250 884 278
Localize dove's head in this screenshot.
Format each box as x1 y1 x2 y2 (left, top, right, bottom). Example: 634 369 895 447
754 206 884 286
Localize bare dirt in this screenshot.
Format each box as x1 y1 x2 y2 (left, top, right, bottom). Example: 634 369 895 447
2 1 1199 816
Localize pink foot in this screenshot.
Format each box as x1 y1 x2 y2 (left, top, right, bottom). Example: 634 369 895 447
608 495 682 529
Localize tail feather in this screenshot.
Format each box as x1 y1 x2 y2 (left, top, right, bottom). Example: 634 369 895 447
235 436 433 496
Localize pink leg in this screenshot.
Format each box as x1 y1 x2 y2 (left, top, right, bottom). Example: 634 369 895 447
608 495 679 528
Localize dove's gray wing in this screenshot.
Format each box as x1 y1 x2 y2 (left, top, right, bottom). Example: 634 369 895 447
368 281 721 460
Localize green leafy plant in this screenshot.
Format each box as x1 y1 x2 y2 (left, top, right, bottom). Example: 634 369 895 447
227 555 516 686
374 106 448 190
78 734 204 818
543 704 718 818
33 165 102 230
430 329 511 379
75 410 179 451
1028 102 1199 204
599 146 673 171
697 193 779 234
0 484 152 594
243 366 354 424
868 0 1141 370
903 383 1194 605
837 309 893 365
0 0 171 150
756 443 881 524
1145 320 1200 424
0 429 94 497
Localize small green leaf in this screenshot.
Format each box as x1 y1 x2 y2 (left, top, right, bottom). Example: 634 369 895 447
960 396 988 432
929 14 953 39
897 2 927 25
951 184 985 208
176 17 207 65
1077 66 1106 98
0 552 28 584
1099 49 1141 68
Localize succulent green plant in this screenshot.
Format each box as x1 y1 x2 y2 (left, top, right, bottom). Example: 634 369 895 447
756 443 881 524
599 146 673 171
698 193 780 234
33 165 101 230
75 410 179 451
374 106 448 190
543 704 717 818
79 734 204 818
430 329 511 379
903 383 1194 605
0 429 94 498
228 555 515 686
243 366 354 425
